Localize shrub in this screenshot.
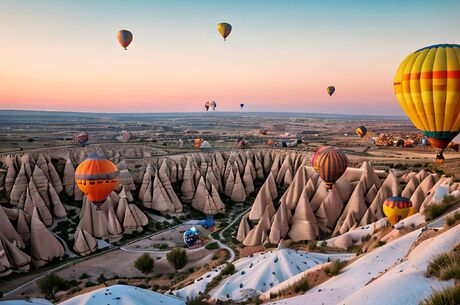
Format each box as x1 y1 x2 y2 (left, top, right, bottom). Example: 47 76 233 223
37 273 65 299
78 273 90 280
84 281 96 287
294 278 310 293
205 242 219 250
96 274 107 284
167 248 187 270
134 253 155 274
427 251 460 281
423 196 459 221
324 260 347 276
221 263 235 276
445 211 460 227
419 283 460 305
308 240 317 250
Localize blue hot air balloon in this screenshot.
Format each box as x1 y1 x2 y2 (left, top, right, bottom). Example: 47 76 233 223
183 226 200 247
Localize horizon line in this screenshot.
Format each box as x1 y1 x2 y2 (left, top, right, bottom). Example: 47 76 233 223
0 109 408 118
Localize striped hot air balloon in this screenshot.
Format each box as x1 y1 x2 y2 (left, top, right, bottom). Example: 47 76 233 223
356 126 367 138
75 153 119 209
317 149 348 189
311 146 333 172
383 196 414 225
394 44 460 161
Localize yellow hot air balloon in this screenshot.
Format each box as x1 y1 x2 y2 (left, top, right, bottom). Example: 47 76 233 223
394 44 460 161
382 196 414 225
217 22 232 41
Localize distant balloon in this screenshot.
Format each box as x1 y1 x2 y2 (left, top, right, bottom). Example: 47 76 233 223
183 226 200 247
205 101 210 111
76 132 88 147
327 86 335 96
240 103 244 110
217 22 232 41
394 44 460 161
311 146 333 172
356 126 367 138
116 130 130 142
317 148 348 189
117 30 133 50
383 196 414 225
75 153 119 209
210 101 217 111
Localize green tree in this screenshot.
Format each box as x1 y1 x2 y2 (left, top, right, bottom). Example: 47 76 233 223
134 253 155 274
37 273 65 299
167 248 187 270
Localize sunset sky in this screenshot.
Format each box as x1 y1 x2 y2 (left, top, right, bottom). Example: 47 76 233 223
1 0 459 114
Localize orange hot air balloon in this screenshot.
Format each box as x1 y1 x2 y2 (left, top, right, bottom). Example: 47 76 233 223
75 153 119 209
317 149 348 189
311 146 332 172
117 30 133 50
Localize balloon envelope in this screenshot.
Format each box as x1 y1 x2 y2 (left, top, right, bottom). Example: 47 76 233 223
217 22 232 40
240 103 244 109
183 226 200 247
327 86 335 96
394 44 460 150
76 132 88 147
75 153 119 206
383 196 414 225
317 149 348 189
117 30 133 50
312 146 333 172
356 126 367 138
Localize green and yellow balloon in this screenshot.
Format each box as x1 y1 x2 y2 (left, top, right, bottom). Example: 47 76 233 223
394 44 460 161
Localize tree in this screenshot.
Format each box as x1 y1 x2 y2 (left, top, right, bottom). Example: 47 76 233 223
134 253 154 274
167 248 187 270
37 273 65 299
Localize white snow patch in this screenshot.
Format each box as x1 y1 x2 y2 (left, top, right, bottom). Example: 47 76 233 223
58 285 185 305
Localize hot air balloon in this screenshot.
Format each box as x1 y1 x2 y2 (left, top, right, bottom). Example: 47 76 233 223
210 101 217 111
394 44 460 162
317 149 348 189
183 226 200 247
240 103 244 110
383 196 414 225
75 132 89 147
205 102 210 111
75 153 119 209
117 30 133 50
327 86 335 96
116 131 130 142
311 146 333 172
217 22 232 41
356 126 367 138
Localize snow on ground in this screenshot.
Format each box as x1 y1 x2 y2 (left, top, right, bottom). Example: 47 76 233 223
341 224 460 305
58 285 185 305
209 248 352 302
172 264 225 300
0 300 52 305
325 218 389 249
268 228 422 305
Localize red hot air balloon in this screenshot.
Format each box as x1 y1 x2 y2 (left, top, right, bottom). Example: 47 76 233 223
117 30 133 50
317 149 348 189
75 153 119 209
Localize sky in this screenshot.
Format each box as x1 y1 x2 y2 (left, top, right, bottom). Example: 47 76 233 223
0 0 459 115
